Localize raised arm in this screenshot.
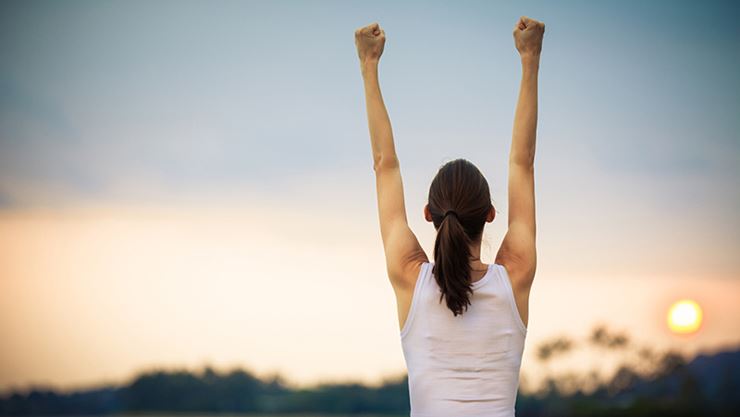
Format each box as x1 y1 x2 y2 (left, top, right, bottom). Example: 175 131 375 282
495 16 545 291
355 23 428 289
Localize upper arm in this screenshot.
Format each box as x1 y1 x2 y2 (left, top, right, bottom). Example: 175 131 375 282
374 156 429 289
495 161 537 289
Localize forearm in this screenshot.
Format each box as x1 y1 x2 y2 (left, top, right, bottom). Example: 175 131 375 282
361 59 398 169
510 55 540 167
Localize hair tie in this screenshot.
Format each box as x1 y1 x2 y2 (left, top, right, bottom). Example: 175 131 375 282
443 210 459 219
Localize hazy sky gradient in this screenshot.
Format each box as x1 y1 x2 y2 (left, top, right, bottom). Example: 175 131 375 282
1 0 739 393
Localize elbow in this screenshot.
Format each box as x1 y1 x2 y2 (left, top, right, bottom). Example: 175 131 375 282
510 152 535 168
510 140 537 167
373 153 400 172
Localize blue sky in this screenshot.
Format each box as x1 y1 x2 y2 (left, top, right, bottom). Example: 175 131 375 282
2 0 738 276
0 0 739 391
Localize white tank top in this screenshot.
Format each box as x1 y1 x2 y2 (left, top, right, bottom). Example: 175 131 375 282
400 261 528 417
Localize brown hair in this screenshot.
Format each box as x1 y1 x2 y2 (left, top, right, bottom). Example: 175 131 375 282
428 158 493 316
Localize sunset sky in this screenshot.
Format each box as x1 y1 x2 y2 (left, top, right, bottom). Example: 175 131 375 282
1 0 739 393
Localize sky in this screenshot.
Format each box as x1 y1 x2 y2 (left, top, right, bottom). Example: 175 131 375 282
1 0 739 393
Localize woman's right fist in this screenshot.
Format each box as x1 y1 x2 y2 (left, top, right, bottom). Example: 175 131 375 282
513 16 545 58
354 22 385 63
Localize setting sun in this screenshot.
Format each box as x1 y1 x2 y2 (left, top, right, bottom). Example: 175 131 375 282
667 299 703 334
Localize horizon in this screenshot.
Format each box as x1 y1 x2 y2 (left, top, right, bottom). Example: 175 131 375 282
3 338 739 396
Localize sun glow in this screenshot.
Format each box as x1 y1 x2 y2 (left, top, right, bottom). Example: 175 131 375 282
667 299 702 334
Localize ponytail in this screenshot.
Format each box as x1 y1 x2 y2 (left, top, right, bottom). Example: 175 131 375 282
433 211 474 316
427 158 493 316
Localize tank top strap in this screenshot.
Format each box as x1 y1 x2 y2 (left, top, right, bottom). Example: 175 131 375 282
495 263 528 335
400 261 431 338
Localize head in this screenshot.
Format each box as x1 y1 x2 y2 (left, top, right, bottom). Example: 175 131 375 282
424 158 496 316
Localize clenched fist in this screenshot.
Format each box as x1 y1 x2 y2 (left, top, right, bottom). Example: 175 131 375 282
513 16 545 58
354 22 385 63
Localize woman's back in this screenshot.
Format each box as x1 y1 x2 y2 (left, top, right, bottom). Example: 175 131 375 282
401 262 527 417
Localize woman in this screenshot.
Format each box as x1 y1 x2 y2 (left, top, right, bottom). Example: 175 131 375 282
355 16 545 416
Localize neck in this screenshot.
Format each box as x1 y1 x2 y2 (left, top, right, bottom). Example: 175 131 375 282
467 240 486 270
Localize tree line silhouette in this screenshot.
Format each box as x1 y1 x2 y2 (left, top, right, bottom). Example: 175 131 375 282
2 325 738 416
